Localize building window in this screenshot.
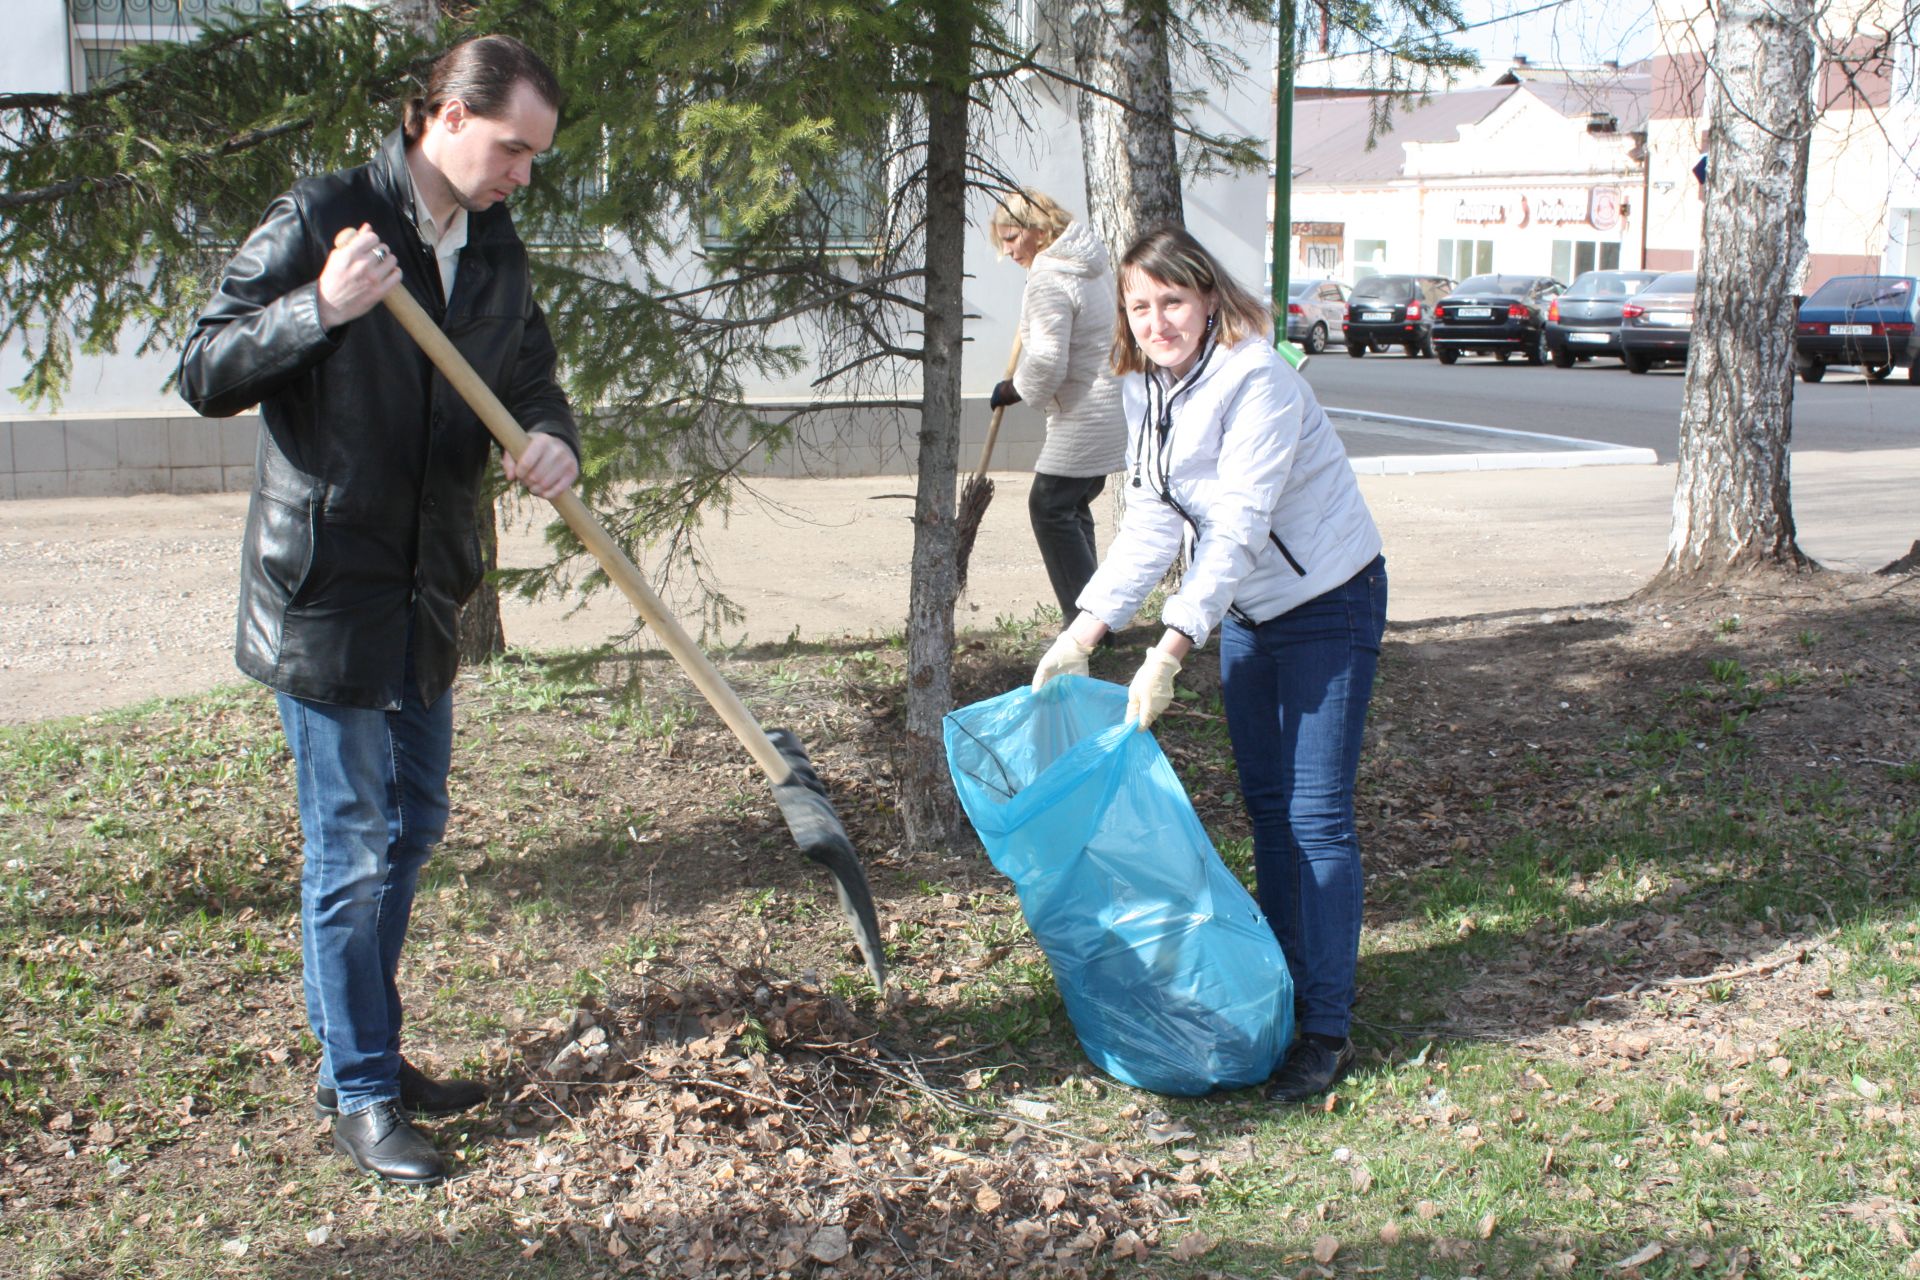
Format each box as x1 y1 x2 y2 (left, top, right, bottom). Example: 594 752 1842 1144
68 0 274 89
701 152 882 257
1352 239 1388 279
1551 239 1622 282
1005 0 1065 61
1438 238 1493 279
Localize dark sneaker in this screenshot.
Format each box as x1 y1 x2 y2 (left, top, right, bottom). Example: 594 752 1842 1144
331 1100 447 1186
315 1060 487 1120
1264 1036 1357 1104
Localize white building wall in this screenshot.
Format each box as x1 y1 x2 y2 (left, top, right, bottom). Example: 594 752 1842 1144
1288 90 1646 286
4 0 74 94
1 3 1274 492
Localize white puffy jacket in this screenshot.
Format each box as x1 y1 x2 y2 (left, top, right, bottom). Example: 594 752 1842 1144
1013 220 1127 478
1075 334 1382 649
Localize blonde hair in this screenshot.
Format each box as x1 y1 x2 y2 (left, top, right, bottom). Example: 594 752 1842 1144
1110 225 1274 375
989 188 1074 256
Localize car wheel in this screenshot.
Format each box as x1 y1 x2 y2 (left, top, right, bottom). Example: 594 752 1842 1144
1910 360 1920 384
1525 331 1548 366
1798 361 1825 383
1305 322 1328 355
1346 339 1366 358
1623 349 1651 374
1550 345 1575 369
1866 363 1894 382
1435 346 1459 365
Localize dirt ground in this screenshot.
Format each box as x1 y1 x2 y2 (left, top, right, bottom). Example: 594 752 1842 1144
1 450 1915 725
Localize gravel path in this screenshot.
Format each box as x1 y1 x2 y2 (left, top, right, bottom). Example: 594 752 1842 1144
4 453 1912 725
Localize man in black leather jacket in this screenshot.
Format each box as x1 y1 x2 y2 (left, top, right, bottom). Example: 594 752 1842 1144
179 34 578 1187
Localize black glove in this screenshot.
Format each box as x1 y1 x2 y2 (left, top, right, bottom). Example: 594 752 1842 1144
989 379 1023 410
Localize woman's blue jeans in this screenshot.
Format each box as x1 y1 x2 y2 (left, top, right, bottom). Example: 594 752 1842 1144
1219 556 1387 1040
276 683 452 1116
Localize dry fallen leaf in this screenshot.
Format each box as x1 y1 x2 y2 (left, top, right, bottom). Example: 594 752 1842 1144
805 1225 849 1264
1616 1242 1665 1269
1478 1212 1498 1239
1416 1199 1440 1220
973 1185 1003 1214
1170 1231 1216 1262
1312 1235 1339 1264
1351 1165 1374 1193
1145 1118 1197 1146
1378 1221 1401 1246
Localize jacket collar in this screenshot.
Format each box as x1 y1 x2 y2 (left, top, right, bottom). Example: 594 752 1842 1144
371 128 510 248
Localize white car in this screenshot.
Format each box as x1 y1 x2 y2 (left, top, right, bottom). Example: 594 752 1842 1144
1285 278 1349 354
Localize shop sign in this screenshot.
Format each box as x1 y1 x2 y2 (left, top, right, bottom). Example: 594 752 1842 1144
1291 221 1344 237
1450 188 1623 231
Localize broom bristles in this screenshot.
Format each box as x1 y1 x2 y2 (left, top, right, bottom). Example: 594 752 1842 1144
954 474 995 594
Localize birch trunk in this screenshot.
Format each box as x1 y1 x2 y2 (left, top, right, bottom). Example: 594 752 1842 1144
898 0 972 849
1659 0 1814 580
1070 0 1184 257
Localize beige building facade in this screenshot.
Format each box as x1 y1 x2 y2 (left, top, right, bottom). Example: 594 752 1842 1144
1286 4 1918 290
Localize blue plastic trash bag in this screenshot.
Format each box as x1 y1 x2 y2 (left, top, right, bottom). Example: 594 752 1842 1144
943 675 1293 1095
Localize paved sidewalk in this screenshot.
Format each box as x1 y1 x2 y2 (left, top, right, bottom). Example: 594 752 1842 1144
2 449 1916 724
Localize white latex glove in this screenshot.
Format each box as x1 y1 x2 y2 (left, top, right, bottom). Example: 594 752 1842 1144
1031 631 1094 692
1126 648 1182 730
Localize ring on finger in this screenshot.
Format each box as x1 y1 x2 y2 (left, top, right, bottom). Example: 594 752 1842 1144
371 246 388 262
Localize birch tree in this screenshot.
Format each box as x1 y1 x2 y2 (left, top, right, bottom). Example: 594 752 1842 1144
1071 0 1185 250
1659 0 1815 579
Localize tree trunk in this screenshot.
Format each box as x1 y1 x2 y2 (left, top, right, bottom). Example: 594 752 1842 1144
898 0 972 850
1070 0 1184 257
1657 0 1814 581
456 494 506 664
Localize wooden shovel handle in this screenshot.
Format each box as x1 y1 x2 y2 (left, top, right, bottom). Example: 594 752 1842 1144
970 333 1024 484
377 281 796 786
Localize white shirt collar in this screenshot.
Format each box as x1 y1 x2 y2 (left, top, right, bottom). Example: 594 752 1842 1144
406 165 468 299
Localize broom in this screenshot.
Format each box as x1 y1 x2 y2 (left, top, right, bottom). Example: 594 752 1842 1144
954 333 1023 594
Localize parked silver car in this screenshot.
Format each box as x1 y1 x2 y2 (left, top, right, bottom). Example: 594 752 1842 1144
1285 278 1349 354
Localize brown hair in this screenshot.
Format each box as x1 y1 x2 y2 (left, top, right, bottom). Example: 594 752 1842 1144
988 188 1074 256
402 35 562 144
1110 225 1273 375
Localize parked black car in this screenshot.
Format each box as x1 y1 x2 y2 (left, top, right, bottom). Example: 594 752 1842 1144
1432 274 1564 365
1617 271 1698 374
1794 274 1920 384
1545 269 1663 367
1342 273 1454 357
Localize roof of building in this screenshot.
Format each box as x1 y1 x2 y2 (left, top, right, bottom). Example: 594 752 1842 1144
1289 72 1650 185
1289 87 1513 185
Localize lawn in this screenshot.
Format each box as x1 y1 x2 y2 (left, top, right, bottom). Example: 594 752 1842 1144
1 574 1914 1278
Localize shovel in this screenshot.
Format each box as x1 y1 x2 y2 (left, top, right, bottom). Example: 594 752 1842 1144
371 269 887 989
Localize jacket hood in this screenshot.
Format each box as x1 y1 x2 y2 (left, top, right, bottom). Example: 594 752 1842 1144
1033 219 1111 279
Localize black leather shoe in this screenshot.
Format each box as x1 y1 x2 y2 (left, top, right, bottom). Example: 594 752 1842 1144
315 1060 487 1120
331 1100 447 1186
1264 1035 1357 1104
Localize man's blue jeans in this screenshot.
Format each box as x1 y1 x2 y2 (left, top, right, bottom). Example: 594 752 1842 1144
276 682 452 1116
1218 556 1387 1040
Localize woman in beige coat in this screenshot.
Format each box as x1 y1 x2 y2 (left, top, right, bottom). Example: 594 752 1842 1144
989 190 1128 624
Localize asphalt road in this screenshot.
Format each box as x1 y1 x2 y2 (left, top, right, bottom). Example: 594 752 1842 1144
1300 344 1918 463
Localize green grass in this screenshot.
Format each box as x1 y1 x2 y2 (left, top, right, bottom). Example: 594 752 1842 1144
1 618 1913 1280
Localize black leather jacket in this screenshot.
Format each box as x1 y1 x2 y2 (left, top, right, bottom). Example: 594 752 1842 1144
180 131 577 710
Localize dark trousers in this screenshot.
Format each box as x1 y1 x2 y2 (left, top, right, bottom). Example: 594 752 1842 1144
1028 471 1107 623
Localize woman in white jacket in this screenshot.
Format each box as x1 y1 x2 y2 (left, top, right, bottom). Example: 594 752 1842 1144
989 190 1127 623
1030 227 1388 1104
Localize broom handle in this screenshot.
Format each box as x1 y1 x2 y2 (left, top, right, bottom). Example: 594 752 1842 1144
376 281 795 786
969 333 1024 484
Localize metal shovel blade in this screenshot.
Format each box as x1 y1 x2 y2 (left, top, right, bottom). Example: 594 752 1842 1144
766 729 887 989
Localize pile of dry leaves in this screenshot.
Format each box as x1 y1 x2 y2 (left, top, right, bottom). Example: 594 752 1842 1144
464 967 1216 1276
